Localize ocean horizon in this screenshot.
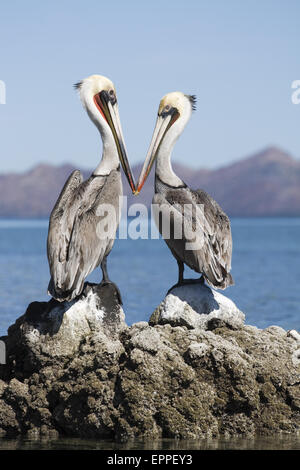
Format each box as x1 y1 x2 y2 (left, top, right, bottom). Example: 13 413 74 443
0 216 299 336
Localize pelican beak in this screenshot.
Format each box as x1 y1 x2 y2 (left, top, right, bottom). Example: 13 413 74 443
135 108 179 195
96 91 136 193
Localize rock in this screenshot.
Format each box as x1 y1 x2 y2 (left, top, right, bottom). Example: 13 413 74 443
1 282 126 379
288 330 300 342
0 284 299 440
149 284 245 331
186 342 210 360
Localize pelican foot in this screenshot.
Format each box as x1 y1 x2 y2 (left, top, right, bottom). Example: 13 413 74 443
167 276 205 295
99 280 123 305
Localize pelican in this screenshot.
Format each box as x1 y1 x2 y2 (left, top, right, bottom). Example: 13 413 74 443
47 75 135 303
135 92 234 291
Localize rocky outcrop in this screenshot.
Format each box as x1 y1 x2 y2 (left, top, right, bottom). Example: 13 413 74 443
0 283 299 440
149 284 245 330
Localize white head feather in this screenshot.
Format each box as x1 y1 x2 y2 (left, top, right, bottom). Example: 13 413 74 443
74 75 121 175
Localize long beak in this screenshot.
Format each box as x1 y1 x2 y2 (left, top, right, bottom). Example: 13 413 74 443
135 113 174 195
99 92 136 192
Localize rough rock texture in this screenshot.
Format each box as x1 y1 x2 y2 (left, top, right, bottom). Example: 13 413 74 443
149 284 245 331
0 283 299 440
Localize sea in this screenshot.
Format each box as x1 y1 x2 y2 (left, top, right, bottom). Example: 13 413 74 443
0 217 299 335
0 216 299 451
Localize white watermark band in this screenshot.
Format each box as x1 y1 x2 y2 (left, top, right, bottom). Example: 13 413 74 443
94 197 205 250
0 80 6 104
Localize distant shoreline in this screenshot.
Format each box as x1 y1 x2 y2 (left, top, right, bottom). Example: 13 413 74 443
1 147 300 218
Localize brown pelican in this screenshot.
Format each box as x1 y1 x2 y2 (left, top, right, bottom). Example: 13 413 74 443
47 75 135 303
135 92 234 291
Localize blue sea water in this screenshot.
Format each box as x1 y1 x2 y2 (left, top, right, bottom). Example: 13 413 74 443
0 217 299 336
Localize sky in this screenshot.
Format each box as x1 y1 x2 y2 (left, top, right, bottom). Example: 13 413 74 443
0 0 299 173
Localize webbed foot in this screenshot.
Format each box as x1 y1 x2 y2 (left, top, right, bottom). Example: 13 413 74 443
167 275 205 295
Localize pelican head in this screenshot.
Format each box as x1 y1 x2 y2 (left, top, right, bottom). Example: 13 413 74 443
135 92 196 194
75 75 135 192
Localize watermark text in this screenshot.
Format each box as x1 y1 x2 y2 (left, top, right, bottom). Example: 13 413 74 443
291 80 300 104
0 80 6 104
94 197 205 251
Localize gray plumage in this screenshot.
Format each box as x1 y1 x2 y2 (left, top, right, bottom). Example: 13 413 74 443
47 168 122 301
137 91 234 290
153 177 234 289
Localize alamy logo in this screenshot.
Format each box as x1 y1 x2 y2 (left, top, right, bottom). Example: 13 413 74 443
0 340 6 364
0 80 6 104
291 80 300 104
95 198 206 250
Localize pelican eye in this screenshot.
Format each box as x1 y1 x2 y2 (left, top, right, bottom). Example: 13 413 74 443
161 105 176 118
108 89 117 105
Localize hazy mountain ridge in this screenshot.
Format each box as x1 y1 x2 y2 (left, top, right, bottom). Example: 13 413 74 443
0 147 299 218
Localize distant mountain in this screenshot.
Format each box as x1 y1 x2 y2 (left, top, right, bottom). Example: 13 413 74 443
0 147 299 218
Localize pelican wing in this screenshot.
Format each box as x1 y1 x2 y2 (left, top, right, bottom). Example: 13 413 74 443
193 188 233 286
47 171 106 300
154 186 233 289
47 170 83 275
48 170 121 301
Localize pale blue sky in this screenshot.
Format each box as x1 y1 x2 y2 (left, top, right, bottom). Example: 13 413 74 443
0 0 299 173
